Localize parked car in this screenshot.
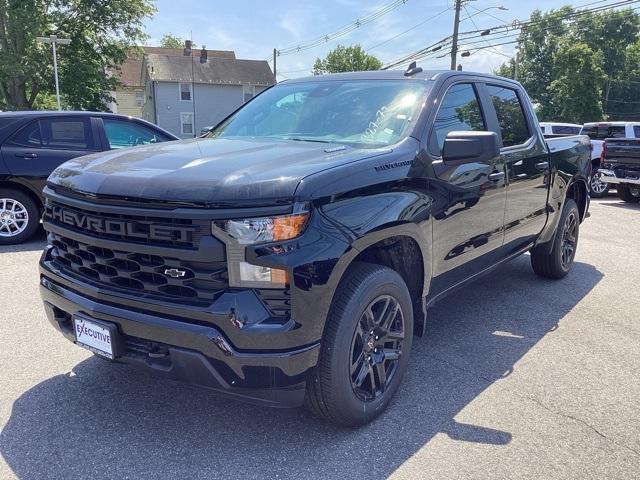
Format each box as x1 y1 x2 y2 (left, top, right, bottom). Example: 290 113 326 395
580 121 640 198
39 69 591 426
0 111 178 244
599 137 640 203
539 122 582 136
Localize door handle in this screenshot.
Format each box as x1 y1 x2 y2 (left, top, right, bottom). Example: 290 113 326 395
535 161 549 171
16 152 38 159
488 171 505 182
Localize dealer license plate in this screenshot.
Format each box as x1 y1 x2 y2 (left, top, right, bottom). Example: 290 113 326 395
73 316 114 359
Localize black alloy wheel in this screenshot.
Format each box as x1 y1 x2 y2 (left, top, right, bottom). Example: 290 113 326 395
560 210 578 269
349 294 405 402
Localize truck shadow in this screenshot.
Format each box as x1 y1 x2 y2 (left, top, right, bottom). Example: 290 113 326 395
0 256 603 479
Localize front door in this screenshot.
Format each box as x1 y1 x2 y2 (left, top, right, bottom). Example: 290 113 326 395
428 82 507 297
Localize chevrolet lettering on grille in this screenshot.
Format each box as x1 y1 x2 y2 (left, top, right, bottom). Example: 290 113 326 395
45 204 197 243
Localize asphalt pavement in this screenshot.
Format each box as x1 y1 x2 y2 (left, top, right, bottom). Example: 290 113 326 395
0 197 639 480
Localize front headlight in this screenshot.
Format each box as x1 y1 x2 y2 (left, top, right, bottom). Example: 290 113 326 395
224 212 309 245
214 212 309 287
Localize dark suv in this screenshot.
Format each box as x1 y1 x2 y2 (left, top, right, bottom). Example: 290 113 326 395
0 111 177 244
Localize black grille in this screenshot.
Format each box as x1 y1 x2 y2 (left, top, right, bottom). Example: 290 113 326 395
43 201 208 249
49 232 228 304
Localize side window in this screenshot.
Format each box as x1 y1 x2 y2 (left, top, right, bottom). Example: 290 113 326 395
179 83 192 101
554 126 580 135
608 126 626 138
103 119 170 149
10 121 43 148
634 126 640 138
180 112 194 135
486 85 530 147
39 118 94 150
432 83 486 153
243 85 256 103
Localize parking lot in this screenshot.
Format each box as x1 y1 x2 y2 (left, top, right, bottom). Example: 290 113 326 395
0 197 638 480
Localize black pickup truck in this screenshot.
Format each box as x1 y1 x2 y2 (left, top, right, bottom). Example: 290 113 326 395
39 69 591 426
599 138 640 203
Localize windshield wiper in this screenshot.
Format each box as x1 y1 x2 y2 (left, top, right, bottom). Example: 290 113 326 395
287 137 333 144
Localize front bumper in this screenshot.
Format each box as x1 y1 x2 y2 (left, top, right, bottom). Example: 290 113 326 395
599 168 640 186
40 272 319 408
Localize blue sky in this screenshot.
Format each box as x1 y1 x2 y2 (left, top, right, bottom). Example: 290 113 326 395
145 0 590 80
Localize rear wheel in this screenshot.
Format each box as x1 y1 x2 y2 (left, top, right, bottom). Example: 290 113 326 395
305 263 413 427
0 189 40 245
530 198 579 279
617 184 640 203
589 171 610 198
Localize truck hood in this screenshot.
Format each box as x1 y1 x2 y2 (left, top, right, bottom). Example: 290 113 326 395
48 137 389 206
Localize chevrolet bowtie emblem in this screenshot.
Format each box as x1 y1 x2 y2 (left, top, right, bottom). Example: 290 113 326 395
164 268 187 278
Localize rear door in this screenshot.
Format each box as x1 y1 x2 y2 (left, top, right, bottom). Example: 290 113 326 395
427 81 507 295
482 83 549 251
1 116 99 194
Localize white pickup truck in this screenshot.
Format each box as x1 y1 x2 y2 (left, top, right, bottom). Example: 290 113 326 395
581 121 640 197
539 122 582 136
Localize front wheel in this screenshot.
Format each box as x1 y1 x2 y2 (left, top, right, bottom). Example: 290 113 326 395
617 184 640 203
530 198 580 279
305 263 413 427
589 172 610 198
0 189 40 245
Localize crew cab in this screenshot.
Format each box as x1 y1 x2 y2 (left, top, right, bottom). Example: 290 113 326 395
0 111 177 244
39 69 591 426
580 121 640 198
599 137 640 203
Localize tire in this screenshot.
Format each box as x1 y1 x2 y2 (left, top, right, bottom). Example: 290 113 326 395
305 262 414 427
530 198 579 279
617 184 640 203
589 171 610 198
0 188 40 245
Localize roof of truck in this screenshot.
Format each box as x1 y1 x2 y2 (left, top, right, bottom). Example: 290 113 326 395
284 69 519 84
540 122 582 127
582 121 640 126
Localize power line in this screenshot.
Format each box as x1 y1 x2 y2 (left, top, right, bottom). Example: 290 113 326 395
272 0 410 58
382 0 640 68
364 6 452 53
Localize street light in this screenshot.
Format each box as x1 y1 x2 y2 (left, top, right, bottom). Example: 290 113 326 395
36 35 71 111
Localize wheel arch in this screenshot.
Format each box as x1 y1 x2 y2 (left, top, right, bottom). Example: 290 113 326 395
0 180 44 213
324 224 431 338
566 177 589 221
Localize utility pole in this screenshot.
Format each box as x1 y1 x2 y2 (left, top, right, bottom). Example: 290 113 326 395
36 35 71 110
273 48 277 78
450 0 462 70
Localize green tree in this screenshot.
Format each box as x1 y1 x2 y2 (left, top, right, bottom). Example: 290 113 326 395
160 33 185 49
497 6 640 121
0 0 155 111
312 44 382 75
548 42 606 123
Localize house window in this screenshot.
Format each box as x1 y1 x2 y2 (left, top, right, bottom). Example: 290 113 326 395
180 82 192 101
135 89 144 107
180 112 194 135
243 85 256 103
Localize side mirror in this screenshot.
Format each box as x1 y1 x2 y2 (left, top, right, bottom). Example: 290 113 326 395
442 131 500 164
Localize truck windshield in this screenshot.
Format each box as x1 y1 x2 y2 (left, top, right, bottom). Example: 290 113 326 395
208 79 432 148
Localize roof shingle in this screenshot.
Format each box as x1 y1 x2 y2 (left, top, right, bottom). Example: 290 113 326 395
145 54 275 86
